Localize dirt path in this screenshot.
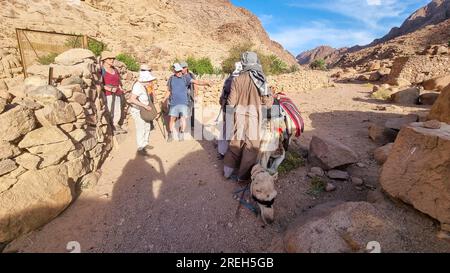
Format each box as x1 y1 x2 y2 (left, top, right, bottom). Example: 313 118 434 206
5 83 449 253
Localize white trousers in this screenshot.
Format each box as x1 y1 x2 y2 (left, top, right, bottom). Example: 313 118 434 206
131 111 151 150
106 95 122 126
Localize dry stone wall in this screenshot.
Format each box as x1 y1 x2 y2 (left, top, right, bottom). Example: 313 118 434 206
0 48 114 243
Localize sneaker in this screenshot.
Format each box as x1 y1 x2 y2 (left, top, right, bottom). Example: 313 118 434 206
179 132 185 141
137 149 149 156
167 134 174 143
145 145 154 150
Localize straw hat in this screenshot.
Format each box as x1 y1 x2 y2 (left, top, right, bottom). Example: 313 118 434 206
101 51 116 61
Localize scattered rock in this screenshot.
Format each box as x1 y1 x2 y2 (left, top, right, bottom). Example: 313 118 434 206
70 102 84 117
54 48 95 66
308 135 358 170
418 92 440 105
373 143 394 165
351 177 364 186
368 123 397 144
310 167 325 177
327 170 349 180
284 202 403 253
0 105 37 142
391 87 420 105
422 120 441 129
380 123 450 232
385 114 419 130
325 183 336 192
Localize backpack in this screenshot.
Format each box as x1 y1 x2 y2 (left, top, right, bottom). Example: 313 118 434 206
131 81 158 122
274 92 304 138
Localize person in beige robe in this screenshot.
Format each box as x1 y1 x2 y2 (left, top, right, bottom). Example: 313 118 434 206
223 52 273 182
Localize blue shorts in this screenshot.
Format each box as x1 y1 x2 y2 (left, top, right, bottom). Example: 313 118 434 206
169 104 189 117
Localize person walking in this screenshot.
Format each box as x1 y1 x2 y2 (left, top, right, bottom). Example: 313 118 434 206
128 69 156 156
164 63 211 142
223 52 273 182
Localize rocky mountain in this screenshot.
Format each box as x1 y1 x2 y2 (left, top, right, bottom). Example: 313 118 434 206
0 0 296 73
369 0 450 47
296 46 348 65
295 0 450 68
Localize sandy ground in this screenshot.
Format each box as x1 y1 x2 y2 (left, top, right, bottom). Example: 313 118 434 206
5 83 450 253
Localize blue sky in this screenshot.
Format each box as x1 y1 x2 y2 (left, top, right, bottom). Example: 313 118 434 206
231 0 430 55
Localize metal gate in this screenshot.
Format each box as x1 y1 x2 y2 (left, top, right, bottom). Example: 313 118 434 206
16 28 102 78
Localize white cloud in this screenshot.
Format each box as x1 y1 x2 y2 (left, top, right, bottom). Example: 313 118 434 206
270 22 377 54
367 0 382 6
289 0 428 29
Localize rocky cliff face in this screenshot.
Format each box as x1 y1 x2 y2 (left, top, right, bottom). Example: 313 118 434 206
296 46 347 65
0 0 296 73
369 0 450 47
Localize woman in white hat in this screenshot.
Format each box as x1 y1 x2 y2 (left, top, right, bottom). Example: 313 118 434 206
128 70 156 156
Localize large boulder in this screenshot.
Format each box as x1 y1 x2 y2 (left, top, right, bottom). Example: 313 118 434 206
17 126 75 168
23 76 47 91
428 84 450 124
422 75 450 92
0 105 37 142
25 85 64 104
18 126 68 149
308 135 358 170
34 100 77 126
284 202 403 253
368 123 397 144
380 122 450 231
391 87 419 105
54 48 95 66
0 165 74 243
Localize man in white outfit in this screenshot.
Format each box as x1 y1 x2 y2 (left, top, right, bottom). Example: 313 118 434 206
129 70 155 156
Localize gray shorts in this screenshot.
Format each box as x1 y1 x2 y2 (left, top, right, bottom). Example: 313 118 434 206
169 104 189 117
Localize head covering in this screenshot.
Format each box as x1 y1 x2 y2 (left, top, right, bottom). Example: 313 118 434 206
173 63 183 72
101 51 116 61
139 70 156 82
241 51 270 96
140 64 152 71
232 62 243 76
180 61 188 68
